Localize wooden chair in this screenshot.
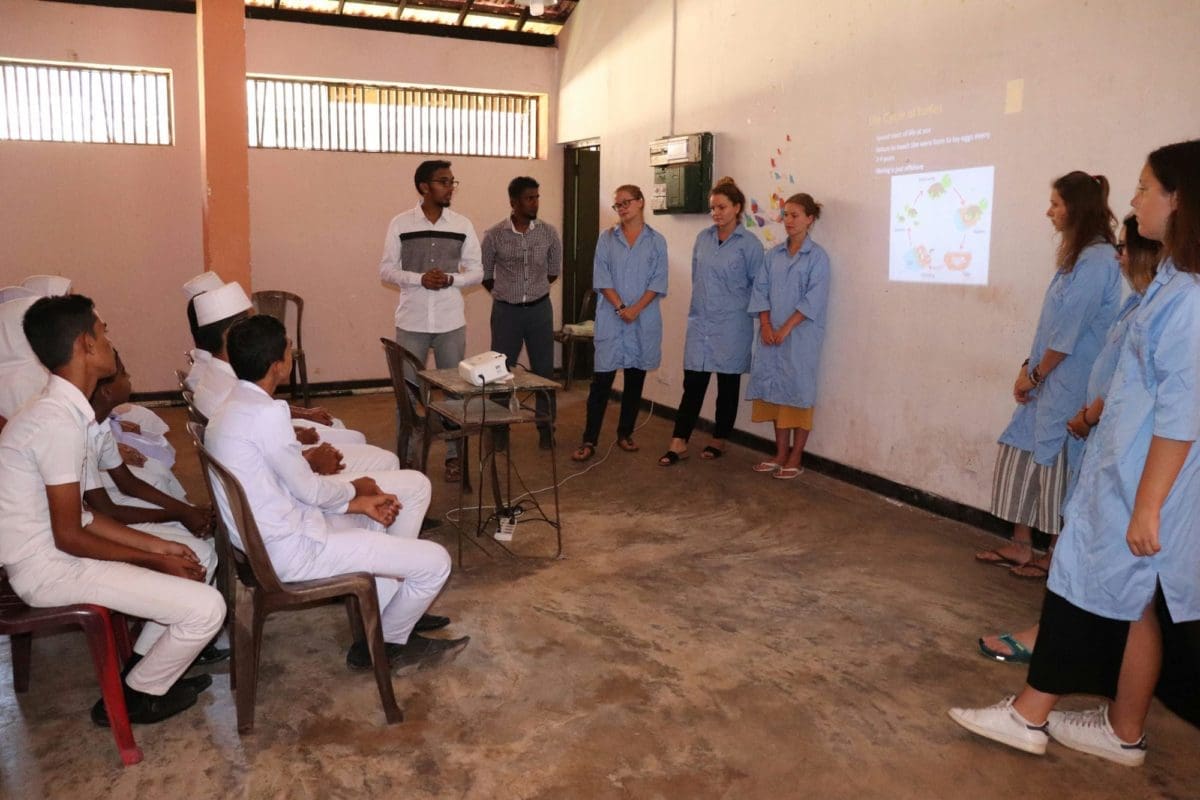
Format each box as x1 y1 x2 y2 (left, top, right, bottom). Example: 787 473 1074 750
251 290 309 407
180 389 208 427
379 337 437 471
189 429 403 732
0 567 142 766
553 288 596 390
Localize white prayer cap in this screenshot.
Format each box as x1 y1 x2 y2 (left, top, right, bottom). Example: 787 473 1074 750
0 286 39 305
22 275 72 297
182 271 225 299
193 281 252 327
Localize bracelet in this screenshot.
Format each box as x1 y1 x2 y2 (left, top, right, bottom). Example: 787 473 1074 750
1028 365 1043 386
1022 358 1030 367
615 303 627 314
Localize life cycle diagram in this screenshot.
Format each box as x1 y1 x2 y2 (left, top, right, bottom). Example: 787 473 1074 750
889 165 994 285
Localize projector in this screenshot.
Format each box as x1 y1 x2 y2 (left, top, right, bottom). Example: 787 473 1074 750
458 351 513 386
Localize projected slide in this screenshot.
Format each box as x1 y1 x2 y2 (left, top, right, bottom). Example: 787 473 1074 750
889 166 994 285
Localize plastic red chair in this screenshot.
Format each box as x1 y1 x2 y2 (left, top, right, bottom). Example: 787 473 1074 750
0 567 142 766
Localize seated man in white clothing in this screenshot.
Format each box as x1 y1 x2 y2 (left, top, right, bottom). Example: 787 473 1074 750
0 294 224 725
84 352 231 668
186 280 400 474
207 315 465 669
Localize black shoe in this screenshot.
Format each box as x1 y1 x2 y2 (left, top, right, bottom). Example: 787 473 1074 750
538 428 554 450
91 681 198 727
420 516 442 533
413 613 450 632
192 641 230 667
346 634 469 671
177 672 213 694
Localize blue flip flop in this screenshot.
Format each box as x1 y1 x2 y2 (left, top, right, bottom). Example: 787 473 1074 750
978 633 1033 664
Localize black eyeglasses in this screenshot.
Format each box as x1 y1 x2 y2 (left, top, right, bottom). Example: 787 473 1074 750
612 198 638 211
430 178 460 188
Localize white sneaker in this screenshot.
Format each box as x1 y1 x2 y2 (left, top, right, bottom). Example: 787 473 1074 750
948 695 1048 755
1047 705 1147 767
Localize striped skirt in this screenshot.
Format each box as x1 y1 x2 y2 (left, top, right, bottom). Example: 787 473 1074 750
989 443 1067 537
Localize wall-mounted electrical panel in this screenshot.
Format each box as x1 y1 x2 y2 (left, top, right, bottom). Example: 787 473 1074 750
649 132 713 214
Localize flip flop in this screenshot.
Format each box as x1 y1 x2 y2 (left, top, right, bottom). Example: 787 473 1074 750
752 461 782 473
572 443 596 462
617 437 640 452
974 548 1030 568
773 467 803 480
443 458 462 483
700 445 725 460
1010 562 1050 580
658 450 688 466
978 633 1033 664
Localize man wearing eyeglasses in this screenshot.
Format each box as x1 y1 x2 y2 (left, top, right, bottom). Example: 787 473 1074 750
379 160 483 482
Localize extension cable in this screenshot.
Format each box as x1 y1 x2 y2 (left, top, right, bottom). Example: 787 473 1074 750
495 514 518 542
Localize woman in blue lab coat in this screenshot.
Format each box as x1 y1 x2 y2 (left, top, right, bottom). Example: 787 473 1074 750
744 193 831 480
979 215 1161 665
951 139 1200 763
976 171 1120 577
573 185 668 462
659 177 764 466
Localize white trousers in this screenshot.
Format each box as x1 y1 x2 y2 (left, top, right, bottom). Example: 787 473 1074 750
128 522 219 657
297 419 364 446
275 469 448 643
320 442 401 473
8 556 225 695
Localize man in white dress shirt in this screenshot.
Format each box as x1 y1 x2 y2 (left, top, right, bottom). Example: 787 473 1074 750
206 315 466 669
378 159 483 482
0 295 224 725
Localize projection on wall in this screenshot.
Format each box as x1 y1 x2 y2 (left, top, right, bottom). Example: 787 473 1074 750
888 166 994 286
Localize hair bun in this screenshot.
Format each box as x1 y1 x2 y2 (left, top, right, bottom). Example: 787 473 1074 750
714 176 737 188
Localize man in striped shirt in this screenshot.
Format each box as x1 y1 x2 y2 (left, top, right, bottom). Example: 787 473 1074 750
481 177 563 449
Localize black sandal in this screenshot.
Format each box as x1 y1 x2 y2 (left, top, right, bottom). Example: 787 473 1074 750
700 445 724 460
658 450 688 467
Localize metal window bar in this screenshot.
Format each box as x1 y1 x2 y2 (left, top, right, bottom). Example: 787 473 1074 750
0 59 172 145
245 75 537 158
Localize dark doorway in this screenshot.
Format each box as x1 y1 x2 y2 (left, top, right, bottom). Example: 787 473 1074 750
561 142 600 377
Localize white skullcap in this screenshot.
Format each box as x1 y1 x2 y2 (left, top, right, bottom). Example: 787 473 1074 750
182 271 225 299
193 281 253 327
22 275 72 297
0 286 39 305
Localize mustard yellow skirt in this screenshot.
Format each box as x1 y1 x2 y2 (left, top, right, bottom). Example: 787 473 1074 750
751 400 813 431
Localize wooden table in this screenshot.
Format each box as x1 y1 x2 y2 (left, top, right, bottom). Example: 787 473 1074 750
418 367 562 565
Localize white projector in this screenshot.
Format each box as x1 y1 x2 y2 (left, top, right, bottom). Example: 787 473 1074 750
458 351 513 386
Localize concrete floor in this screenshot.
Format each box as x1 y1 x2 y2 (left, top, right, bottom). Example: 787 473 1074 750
1 386 1197 799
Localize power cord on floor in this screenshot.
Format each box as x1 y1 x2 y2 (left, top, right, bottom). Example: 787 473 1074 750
441 400 656 523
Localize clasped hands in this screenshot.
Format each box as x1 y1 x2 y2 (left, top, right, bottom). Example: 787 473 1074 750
348 476 401 527
421 269 455 290
759 323 792 346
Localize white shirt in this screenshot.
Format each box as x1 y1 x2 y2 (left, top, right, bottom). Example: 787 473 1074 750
206 381 354 565
378 204 484 333
0 376 95 571
193 355 238 420
184 348 212 392
0 296 50 419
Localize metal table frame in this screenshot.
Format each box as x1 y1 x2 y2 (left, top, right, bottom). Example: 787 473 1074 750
418 367 562 566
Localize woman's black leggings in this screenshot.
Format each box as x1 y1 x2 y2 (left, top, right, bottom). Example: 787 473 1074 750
672 370 741 441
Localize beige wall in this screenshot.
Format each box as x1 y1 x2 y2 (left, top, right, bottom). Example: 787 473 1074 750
0 0 561 390
556 0 1200 509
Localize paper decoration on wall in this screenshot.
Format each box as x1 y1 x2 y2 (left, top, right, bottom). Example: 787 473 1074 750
744 134 799 247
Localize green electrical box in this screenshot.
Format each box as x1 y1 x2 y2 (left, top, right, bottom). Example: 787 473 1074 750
650 132 713 214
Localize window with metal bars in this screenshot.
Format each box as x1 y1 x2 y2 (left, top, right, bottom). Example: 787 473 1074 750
0 58 172 146
246 75 539 159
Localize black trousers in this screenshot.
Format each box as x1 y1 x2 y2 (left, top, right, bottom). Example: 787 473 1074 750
582 368 646 444
672 370 741 441
491 295 555 431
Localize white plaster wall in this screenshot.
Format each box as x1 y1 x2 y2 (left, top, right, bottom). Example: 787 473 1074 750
0 0 561 391
556 0 1200 509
